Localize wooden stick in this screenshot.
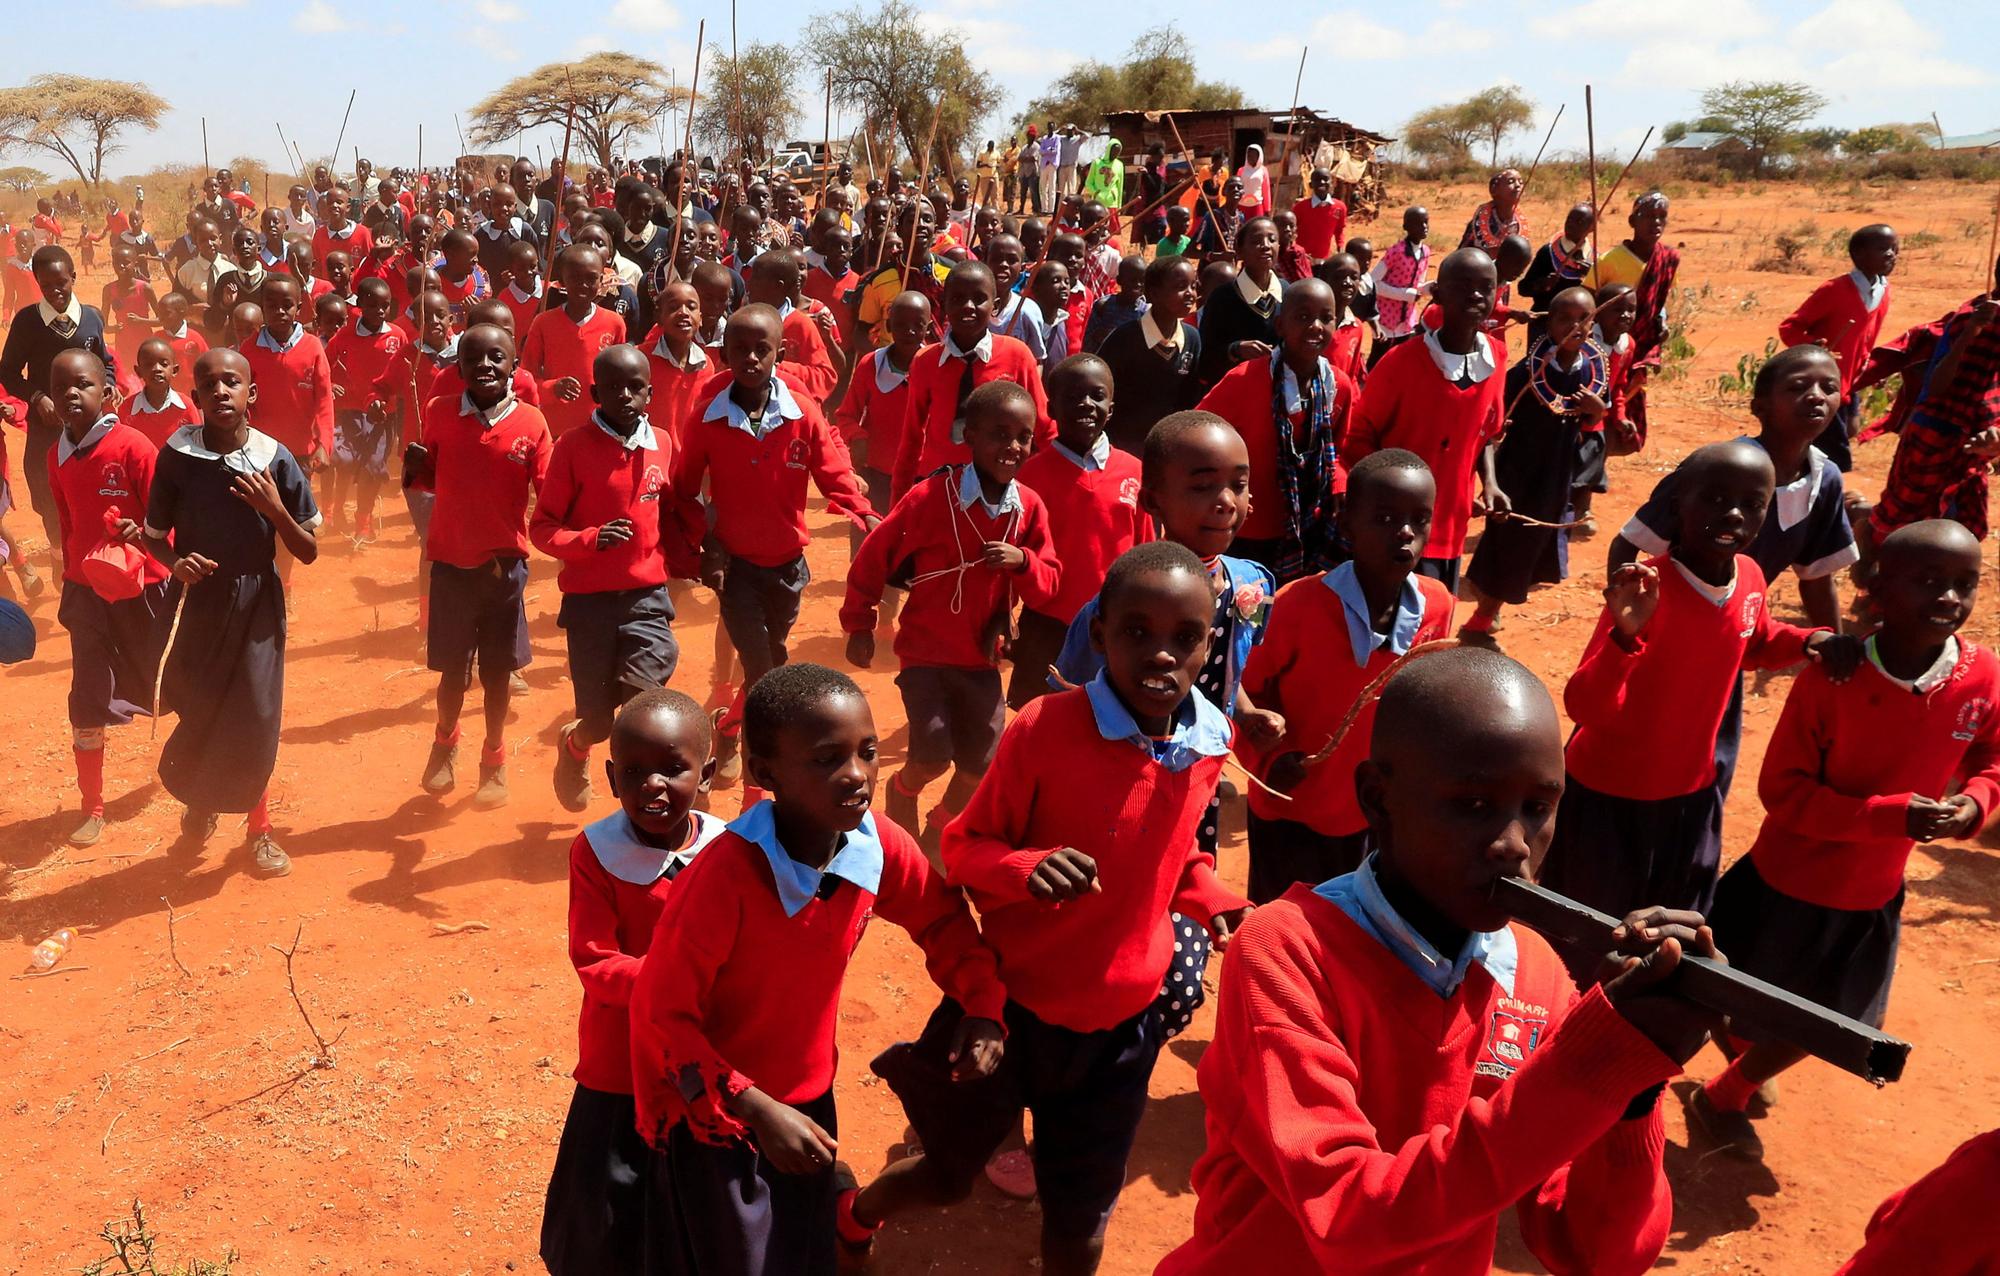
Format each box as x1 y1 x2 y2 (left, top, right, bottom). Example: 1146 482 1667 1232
1492 876 1913 1085
331 90 357 180
664 22 706 285
276 124 299 183
1984 189 2000 290
454 113 468 155
731 0 742 162
1275 49 1308 202
821 68 834 202
201 118 210 175
1585 86 1599 265
1595 126 1656 221
1165 112 1223 247
543 88 579 279
1519 104 1564 197
161 896 190 978
268 921 348 1068
151 586 187 741
900 100 945 291
417 123 423 176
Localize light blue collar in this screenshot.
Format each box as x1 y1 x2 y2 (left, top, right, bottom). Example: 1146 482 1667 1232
254 322 305 354
56 414 119 465
728 801 885 917
1082 672 1232 772
703 375 803 437
958 463 1023 517
584 808 724 885
1324 561 1426 668
1049 432 1111 471
593 410 657 452
1315 853 1517 998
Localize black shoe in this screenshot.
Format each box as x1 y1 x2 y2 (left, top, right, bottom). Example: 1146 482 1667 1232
1683 1083 1765 1161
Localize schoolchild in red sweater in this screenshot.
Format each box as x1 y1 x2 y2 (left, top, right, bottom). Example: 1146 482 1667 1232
801 213 858 336
539 690 723 1276
1312 251 1369 386
1537 440 1861 936
1832 1129 2000 1276
323 278 405 540
350 220 409 317
434 229 491 327
1346 248 1508 594
404 323 553 810
1194 278 1356 584
744 249 838 403
311 293 348 344
427 298 543 410
641 280 711 456
45 350 175 848
1010 353 1150 709
153 291 208 401
850 541 1252 1274
310 186 373 272
240 276 334 483
533 344 679 813
666 305 880 789
497 239 545 340
117 337 201 449
844 379 1062 839
1688 519 2000 1160
1238 448 1454 902
1289 167 1348 263
628 663 1006 1275
889 261 1053 503
1159 644 1717 1276
523 246 628 439
1776 223 1897 472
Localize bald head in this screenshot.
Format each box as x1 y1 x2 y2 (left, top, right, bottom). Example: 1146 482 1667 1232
1438 247 1496 287
1279 277 1335 319
1372 646 1556 766
1879 518 1981 570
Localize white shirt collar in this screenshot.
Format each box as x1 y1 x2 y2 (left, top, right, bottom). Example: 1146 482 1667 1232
1049 432 1111 471
506 279 542 303
1774 443 1827 532
458 391 519 427
957 463 1024 516
1849 269 1887 313
1235 268 1283 311
1866 634 1959 694
38 296 83 328
1422 328 1498 385
324 221 357 239
164 423 279 472
1670 557 1738 607
254 323 305 354
702 376 804 435
1139 309 1182 353
127 388 187 414
354 318 390 338
583 808 726 885
873 349 910 393
1310 194 1335 208
593 409 657 451
1278 356 1334 416
938 329 994 366
652 332 708 370
56 413 119 464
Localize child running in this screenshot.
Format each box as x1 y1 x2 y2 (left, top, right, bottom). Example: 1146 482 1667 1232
1776 223 1898 472
538 689 722 1276
628 663 1006 1274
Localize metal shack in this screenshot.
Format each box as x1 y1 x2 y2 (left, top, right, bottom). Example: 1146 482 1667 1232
1099 107 1394 220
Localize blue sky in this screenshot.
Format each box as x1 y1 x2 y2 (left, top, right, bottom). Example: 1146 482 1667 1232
12 0 1992 184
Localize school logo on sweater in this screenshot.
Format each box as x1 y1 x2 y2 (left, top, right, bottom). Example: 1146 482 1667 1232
506 436 538 466
96 462 133 500
1954 697 1990 743
1737 591 1763 639
1118 476 1140 509
639 464 665 501
785 438 810 470
1477 997 1549 1079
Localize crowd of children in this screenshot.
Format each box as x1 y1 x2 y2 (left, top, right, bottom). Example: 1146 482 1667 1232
5 134 1999 1275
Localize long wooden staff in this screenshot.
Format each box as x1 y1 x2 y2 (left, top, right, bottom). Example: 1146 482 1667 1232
1165 112 1225 251
542 90 579 280
1518 104 1563 198
664 21 706 285
1595 126 1656 220
1585 86 1599 265
900 100 945 291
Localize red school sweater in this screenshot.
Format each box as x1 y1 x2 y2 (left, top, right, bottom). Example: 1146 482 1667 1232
1195 356 1358 543
1564 556 1818 801
889 335 1055 502
239 329 335 461
628 813 1006 1146
1777 273 1892 397
1747 642 2000 911
1834 1129 2000 1276
117 389 201 450
48 420 169 586
426 362 540 411
667 375 875 572
161 325 209 399
311 221 374 273
497 281 544 345
840 466 1062 668
941 688 1249 1032
1156 888 1676 1276
801 264 858 335
530 416 672 595
780 306 839 403
324 320 406 407
1014 441 1152 622
521 304 628 438
416 394 552 568
1345 334 1507 559
564 815 725 1094
640 337 712 457
1238 571 1456 836
1289 197 1348 261
832 346 913 474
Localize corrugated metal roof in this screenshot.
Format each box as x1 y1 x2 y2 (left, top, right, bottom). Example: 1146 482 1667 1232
1932 130 2000 151
1660 131 1743 150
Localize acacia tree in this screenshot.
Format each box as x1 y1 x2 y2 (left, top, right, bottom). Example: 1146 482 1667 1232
1699 80 1828 174
803 0 1003 172
696 41 802 161
0 75 168 187
1018 26 1242 131
1462 86 1536 168
1402 103 1482 165
468 52 685 170
0 165 50 193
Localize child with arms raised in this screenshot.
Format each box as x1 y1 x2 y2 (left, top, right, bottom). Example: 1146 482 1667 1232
539 690 722 1276
1158 644 1718 1275
628 664 1006 1274
851 543 1252 1275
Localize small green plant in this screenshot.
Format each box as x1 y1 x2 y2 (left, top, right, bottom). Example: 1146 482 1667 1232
1857 374 1901 426
1715 337 1781 403
1738 290 1761 312
1906 228 1943 250
79 1200 237 1276
1754 221 1820 273
1823 228 1852 259
1656 284 1710 385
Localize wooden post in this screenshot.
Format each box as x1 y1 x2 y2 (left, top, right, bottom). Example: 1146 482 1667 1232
1276 47 1308 204
1585 85 1599 265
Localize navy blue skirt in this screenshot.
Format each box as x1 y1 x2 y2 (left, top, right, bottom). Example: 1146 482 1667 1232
541 1083 648 1276
644 1088 839 1276
1707 856 1902 1030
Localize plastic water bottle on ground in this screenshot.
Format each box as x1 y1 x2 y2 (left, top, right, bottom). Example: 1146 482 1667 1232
28 928 76 971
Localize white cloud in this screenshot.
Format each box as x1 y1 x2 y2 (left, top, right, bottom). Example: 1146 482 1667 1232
913 8 1079 79
294 0 349 32
470 25 518 62
570 34 613 56
135 0 243 7
1231 12 1493 63
475 0 525 19
610 0 680 31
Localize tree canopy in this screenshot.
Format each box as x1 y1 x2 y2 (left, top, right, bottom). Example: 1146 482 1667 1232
696 42 803 161
1015 27 1242 136
0 165 51 193
1401 86 1534 168
467 52 685 170
1697 80 1828 173
803 0 1004 170
0 75 168 187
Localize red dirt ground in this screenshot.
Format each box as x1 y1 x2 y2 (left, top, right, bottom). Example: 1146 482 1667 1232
3 179 1997 1275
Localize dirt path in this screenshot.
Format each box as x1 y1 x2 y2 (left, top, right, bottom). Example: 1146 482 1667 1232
2 179 1996 1275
